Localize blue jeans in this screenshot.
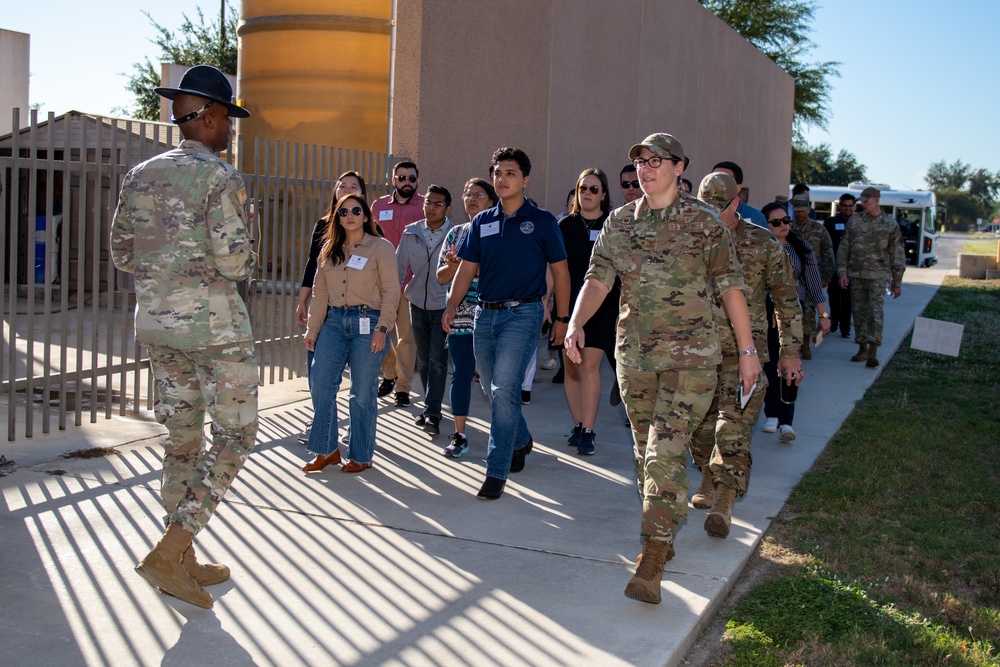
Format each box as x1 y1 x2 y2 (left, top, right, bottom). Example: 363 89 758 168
473 302 543 479
307 306 388 463
448 334 476 417
409 304 448 418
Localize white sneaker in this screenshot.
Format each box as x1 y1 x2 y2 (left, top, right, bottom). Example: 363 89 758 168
762 417 778 433
779 424 796 441
540 358 557 370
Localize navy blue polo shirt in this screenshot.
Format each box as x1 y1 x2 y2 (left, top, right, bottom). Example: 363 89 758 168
458 198 567 302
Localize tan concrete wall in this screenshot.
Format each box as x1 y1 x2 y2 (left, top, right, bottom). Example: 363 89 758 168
0 29 30 136
391 0 793 213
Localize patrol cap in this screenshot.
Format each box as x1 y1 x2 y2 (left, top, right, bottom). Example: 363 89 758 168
791 194 810 211
775 195 789 204
628 133 685 163
154 65 251 119
697 172 739 212
860 186 881 201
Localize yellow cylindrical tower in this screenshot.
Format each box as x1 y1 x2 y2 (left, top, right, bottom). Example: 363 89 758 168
236 1 392 156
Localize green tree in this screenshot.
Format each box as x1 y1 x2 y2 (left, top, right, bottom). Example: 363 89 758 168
925 159 971 190
924 160 1000 229
120 6 238 120
791 142 868 186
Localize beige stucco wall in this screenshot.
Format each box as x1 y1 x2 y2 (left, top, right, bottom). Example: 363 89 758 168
0 29 30 136
391 0 793 213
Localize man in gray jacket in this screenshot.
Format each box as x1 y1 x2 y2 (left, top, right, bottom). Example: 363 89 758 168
397 185 454 435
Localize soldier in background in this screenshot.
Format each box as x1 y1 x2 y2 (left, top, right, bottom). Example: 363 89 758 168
690 172 803 539
790 193 836 358
837 186 905 367
111 65 258 608
565 134 761 605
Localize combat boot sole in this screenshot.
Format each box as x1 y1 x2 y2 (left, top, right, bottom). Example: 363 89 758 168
704 512 732 538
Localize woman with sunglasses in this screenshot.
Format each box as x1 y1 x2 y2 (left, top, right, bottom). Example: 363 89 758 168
302 194 400 473
558 168 618 456
435 178 498 458
760 202 831 441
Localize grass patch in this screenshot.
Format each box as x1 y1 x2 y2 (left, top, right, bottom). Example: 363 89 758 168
961 240 999 255
60 446 119 459
713 278 1000 666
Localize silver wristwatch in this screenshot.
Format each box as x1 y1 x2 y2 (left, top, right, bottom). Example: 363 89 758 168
738 346 758 357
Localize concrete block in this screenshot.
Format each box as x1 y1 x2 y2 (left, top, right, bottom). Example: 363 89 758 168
986 269 1000 280
957 253 997 279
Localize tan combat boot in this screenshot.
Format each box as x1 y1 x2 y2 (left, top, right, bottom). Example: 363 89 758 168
850 343 867 362
704 484 738 538
866 343 880 368
801 336 812 360
135 523 214 608
691 470 716 510
182 544 231 586
624 538 675 604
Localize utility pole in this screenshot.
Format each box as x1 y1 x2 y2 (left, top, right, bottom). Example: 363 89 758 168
220 0 226 59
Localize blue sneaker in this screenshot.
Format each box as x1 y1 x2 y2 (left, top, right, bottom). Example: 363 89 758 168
444 433 469 458
577 429 596 456
568 422 583 447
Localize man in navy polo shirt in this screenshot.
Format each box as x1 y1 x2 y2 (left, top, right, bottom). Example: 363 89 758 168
443 146 571 500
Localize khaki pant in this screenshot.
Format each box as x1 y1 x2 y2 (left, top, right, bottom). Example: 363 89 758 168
381 292 416 393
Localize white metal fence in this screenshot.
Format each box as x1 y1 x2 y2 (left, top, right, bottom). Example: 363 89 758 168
0 108 403 441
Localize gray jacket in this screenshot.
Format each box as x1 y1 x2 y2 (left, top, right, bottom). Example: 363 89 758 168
396 219 454 311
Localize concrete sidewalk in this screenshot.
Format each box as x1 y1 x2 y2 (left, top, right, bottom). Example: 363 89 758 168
0 264 952 667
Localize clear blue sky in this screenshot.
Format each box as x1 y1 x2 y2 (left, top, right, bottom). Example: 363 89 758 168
5 1 997 191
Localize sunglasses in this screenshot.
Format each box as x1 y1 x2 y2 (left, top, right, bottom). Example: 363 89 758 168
338 206 364 218
621 180 640 189
768 216 791 227
395 175 418 183
578 184 601 195
632 156 679 169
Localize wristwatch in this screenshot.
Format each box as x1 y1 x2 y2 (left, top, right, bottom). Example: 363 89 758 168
738 346 758 357
377 325 389 333
554 316 570 323
819 312 830 319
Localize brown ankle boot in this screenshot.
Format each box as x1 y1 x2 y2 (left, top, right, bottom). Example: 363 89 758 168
624 538 675 604
135 523 213 608
866 343 880 368
704 484 738 538
801 336 812 360
850 343 867 362
182 544 231 586
691 469 716 509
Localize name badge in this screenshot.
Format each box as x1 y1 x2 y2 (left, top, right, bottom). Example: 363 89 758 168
379 210 394 221
835 223 845 231
481 221 500 237
346 255 368 270
359 317 371 335
589 229 600 242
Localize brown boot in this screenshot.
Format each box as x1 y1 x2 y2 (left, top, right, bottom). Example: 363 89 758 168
624 538 675 604
182 544 231 586
850 343 867 362
135 523 213 608
801 336 812 360
704 484 738 538
866 343 880 368
691 469 715 509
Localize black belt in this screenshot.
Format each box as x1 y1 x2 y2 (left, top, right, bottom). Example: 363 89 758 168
478 296 542 310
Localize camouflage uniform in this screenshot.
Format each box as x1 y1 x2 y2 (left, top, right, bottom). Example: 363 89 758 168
837 211 905 346
586 195 745 543
690 215 802 496
111 139 258 536
791 218 835 337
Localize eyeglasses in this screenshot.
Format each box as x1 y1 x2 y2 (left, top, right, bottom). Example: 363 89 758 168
632 156 679 169
423 201 447 209
578 184 601 195
463 190 487 200
338 206 364 218
621 180 640 189
768 217 791 227
395 174 418 183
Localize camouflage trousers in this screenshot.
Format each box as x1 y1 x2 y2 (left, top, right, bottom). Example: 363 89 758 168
802 300 817 339
618 365 717 543
148 342 259 536
850 278 886 345
689 358 768 497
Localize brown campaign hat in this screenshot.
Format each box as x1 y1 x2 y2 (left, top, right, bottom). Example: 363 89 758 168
628 133 685 162
697 172 739 212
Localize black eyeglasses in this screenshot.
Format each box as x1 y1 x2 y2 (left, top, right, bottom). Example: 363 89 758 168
338 206 364 218
632 156 680 169
395 175 418 183
768 217 791 227
621 180 640 189
578 184 601 195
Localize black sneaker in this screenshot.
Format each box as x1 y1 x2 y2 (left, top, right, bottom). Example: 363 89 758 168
609 380 622 406
552 368 564 383
521 390 531 405
395 392 410 407
444 433 469 458
423 415 441 436
414 414 427 427
567 422 583 447
577 429 596 456
510 437 533 473
378 377 396 398
477 476 506 500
